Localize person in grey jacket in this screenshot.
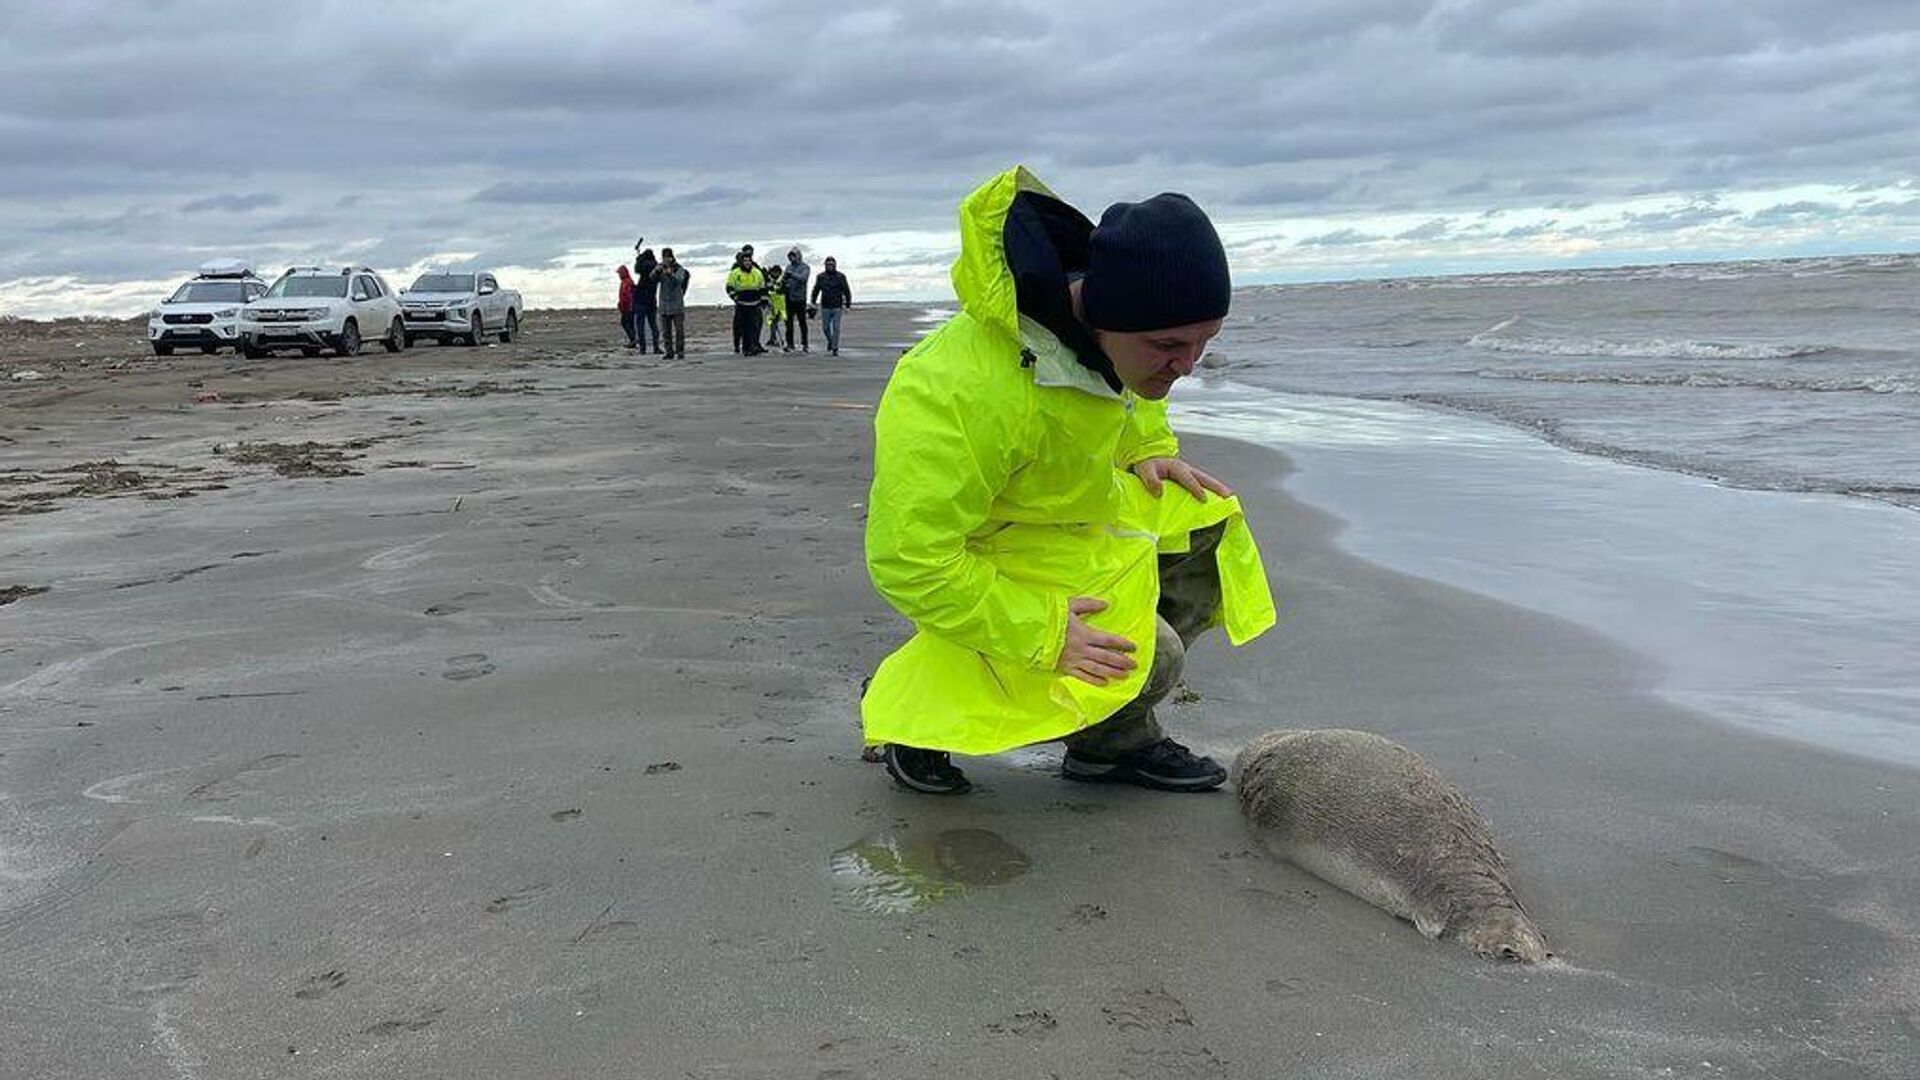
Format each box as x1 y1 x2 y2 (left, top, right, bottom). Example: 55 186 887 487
781 247 811 353
653 248 691 359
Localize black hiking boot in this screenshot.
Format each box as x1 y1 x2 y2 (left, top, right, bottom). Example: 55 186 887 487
882 744 972 795
1061 737 1226 792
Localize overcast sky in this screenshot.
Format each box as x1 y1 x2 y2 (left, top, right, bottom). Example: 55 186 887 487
3 0 1918 317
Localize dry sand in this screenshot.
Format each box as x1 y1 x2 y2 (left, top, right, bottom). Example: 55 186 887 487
2 305 1917 1078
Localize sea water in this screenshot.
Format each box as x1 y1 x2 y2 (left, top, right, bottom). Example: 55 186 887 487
1174 253 1920 767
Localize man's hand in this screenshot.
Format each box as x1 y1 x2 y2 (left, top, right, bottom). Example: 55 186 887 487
1132 457 1232 501
1056 597 1137 686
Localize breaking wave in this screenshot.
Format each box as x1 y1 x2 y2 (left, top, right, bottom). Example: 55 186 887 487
1473 367 1920 395
1468 317 1832 360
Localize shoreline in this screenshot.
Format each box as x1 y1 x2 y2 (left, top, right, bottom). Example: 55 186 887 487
3 311 1917 1076
1176 379 1920 772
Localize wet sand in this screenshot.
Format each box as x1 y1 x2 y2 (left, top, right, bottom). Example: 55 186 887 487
2 306 1917 1078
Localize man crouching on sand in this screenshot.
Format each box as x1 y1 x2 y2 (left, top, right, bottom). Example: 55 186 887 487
861 166 1277 795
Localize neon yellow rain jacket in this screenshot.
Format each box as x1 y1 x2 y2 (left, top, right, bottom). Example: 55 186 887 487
861 166 1276 755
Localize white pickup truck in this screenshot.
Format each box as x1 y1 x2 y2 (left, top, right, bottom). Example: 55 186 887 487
398 271 522 346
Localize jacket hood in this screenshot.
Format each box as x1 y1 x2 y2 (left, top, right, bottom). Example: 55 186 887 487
951 166 1119 391
618 266 633 281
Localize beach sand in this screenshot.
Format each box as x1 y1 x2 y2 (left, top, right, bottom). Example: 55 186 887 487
3 307 1917 1078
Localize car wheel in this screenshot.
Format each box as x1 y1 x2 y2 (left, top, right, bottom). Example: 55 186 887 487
464 313 482 347
384 318 405 353
404 332 418 349
301 347 321 358
199 345 217 355
242 341 266 359
335 319 361 357
499 310 518 344
152 343 174 357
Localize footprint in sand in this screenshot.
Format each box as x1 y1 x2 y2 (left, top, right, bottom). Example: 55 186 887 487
424 591 490 616
484 882 551 914
184 753 301 804
362 1006 444 1037
1100 985 1227 1078
442 654 495 681
294 969 348 1000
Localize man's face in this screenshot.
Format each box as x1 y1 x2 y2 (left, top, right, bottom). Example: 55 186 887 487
788 250 801 263
824 260 836 271
1094 318 1223 400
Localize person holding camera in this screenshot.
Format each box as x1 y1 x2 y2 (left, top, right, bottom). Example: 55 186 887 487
654 248 690 359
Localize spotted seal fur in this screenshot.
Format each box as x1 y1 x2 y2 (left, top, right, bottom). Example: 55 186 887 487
1232 728 1550 962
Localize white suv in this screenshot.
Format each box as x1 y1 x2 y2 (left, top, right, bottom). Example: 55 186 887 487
148 260 268 356
240 266 407 358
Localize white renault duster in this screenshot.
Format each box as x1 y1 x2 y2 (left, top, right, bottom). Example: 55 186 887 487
240 266 407 358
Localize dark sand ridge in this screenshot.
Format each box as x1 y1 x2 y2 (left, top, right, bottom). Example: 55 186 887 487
1 307 1916 1078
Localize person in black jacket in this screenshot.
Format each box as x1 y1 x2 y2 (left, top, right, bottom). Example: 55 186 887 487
810 257 853 356
631 247 661 354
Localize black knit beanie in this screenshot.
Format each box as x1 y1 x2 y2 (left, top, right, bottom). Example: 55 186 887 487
1081 193 1231 332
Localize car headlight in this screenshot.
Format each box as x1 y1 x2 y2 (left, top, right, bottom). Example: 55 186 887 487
241 309 259 321
149 308 162 319
214 308 237 318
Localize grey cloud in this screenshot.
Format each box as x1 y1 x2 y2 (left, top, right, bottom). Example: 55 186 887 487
1231 179 1345 207
654 187 756 212
1616 202 1739 232
3 1 1919 309
471 179 665 205
1501 220 1559 239
182 192 280 213
1744 201 1842 227
1857 197 1920 218
1394 219 1451 241
669 242 746 260
1297 228 1379 247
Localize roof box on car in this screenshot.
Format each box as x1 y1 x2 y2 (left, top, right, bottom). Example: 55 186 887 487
197 258 255 279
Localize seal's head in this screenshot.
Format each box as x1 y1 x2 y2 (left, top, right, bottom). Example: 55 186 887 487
1460 907 1551 964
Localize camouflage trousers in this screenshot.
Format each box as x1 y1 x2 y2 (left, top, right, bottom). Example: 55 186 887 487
1062 522 1225 757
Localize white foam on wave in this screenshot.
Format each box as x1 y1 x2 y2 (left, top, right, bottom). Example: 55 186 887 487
1468 317 1830 360
1474 367 1920 395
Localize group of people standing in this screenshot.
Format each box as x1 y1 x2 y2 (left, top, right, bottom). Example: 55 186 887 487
615 240 853 359
616 243 692 358
723 245 854 357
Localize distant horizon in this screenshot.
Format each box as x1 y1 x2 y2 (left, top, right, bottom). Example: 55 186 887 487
7 246 1913 324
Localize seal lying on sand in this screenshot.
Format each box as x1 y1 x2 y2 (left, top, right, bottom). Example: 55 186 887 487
1231 729 1551 963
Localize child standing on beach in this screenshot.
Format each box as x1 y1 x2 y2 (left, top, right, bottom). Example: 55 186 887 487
764 265 787 349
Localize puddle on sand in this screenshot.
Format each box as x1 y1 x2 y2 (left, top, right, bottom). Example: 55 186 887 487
829 827 1032 915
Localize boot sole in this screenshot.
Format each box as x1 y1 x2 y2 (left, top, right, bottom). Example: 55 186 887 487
1061 759 1225 792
